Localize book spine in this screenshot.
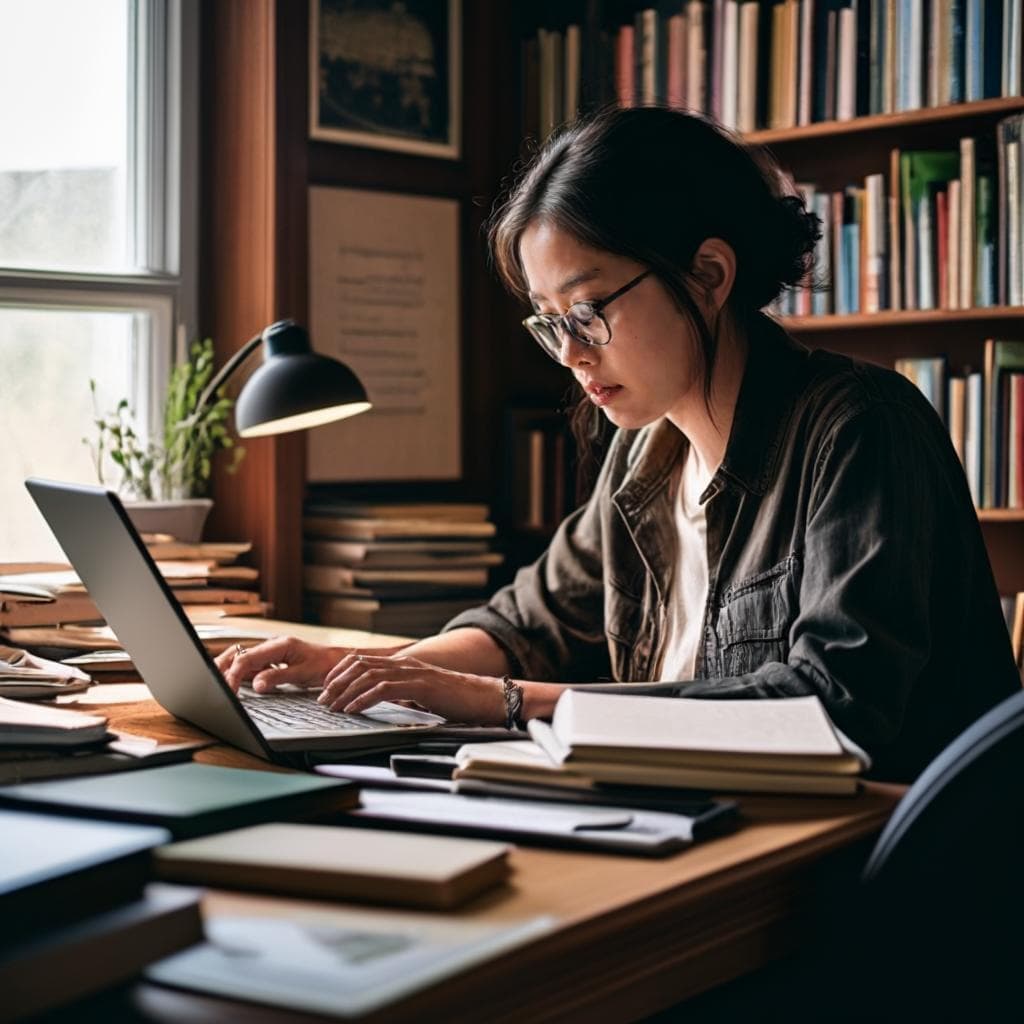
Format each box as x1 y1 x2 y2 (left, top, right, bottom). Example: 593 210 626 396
737 3 758 130
966 369 984 505
687 0 708 113
837 6 857 120
722 0 739 128
798 0 814 125
667 12 688 108
960 137 976 309
1009 373 1024 507
564 25 581 121
616 25 636 106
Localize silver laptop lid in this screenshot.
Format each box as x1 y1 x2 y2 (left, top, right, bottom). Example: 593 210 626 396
25 479 276 759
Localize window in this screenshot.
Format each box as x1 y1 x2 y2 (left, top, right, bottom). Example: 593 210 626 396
0 0 197 560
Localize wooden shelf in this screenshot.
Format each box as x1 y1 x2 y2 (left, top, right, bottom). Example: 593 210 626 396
780 306 1024 332
978 509 1024 523
747 97 1024 146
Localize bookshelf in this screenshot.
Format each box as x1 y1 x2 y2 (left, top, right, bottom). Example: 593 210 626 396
758 98 1024 599
511 1 1024 613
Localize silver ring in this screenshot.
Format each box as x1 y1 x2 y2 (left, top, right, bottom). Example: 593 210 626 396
234 643 247 658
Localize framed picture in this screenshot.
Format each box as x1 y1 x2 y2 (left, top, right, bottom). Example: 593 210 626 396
309 0 461 159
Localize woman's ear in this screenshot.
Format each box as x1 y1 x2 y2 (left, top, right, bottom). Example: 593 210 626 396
690 238 737 317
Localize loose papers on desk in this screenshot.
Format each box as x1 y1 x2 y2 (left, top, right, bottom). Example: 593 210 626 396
0 645 91 698
148 893 553 1020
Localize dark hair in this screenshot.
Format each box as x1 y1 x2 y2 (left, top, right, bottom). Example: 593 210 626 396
487 106 820 492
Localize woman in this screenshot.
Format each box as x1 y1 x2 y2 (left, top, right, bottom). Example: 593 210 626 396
221 107 1019 782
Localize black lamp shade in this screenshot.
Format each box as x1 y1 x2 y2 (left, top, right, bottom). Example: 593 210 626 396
234 321 372 438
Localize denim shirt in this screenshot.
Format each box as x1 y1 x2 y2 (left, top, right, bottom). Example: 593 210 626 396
444 314 1020 781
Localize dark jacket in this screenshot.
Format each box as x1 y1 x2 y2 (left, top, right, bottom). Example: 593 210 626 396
445 314 1020 782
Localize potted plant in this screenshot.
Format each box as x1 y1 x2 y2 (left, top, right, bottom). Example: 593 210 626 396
84 337 245 541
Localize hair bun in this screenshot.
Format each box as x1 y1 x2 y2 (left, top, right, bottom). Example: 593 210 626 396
773 193 821 289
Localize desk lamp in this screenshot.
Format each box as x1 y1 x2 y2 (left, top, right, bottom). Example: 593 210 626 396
189 319 372 438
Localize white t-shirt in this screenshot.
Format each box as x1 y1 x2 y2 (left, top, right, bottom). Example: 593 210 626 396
657 445 711 682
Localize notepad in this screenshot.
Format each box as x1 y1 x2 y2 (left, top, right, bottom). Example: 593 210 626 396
0 696 108 747
0 762 358 839
155 823 512 909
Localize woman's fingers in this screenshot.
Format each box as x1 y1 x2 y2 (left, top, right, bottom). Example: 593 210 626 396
318 655 393 709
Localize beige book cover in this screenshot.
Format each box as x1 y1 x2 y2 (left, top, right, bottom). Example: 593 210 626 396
155 823 511 910
545 691 869 775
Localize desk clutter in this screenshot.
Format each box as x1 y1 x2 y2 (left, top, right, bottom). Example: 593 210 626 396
302 498 503 637
0 680 870 1018
0 537 268 636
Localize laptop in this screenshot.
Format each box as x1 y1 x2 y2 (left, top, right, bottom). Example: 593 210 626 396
25 479 504 766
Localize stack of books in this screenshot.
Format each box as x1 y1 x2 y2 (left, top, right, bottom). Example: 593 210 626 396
775 115 1024 318
0 810 202 1020
302 500 502 638
455 690 871 796
524 2 1023 139
0 539 268 650
0 694 204 784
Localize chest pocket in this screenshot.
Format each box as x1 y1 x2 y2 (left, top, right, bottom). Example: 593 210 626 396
714 555 801 676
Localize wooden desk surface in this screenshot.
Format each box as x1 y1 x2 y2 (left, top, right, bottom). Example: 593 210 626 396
56 619 903 1022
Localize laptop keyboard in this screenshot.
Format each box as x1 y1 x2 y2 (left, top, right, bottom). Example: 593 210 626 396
240 692 379 732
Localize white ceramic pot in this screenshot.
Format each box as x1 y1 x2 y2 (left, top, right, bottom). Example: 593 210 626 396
122 498 214 542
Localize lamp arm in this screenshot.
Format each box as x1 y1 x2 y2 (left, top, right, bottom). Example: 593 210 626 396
183 332 262 427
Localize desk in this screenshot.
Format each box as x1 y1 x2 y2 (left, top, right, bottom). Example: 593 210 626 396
53 620 903 1022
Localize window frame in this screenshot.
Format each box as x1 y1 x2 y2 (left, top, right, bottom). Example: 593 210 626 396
0 0 199 439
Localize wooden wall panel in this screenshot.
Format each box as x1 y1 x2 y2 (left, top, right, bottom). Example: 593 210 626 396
201 0 306 620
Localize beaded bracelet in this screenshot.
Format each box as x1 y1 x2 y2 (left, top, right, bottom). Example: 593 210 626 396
501 674 525 730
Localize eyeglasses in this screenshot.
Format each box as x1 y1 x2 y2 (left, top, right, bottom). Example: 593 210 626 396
522 270 652 363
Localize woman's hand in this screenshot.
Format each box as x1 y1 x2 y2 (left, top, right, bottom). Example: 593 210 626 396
215 636 409 693
318 652 507 725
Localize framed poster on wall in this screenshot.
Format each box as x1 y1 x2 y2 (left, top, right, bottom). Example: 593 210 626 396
309 0 461 159
307 185 461 481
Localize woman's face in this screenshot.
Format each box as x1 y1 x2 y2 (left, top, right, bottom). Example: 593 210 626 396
518 220 703 431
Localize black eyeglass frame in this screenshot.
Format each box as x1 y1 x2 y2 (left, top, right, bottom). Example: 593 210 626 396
522 269 652 359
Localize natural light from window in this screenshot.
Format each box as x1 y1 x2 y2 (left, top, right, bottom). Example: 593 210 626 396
0 0 129 272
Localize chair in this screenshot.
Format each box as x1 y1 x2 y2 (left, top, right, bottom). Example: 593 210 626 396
853 686 1024 1019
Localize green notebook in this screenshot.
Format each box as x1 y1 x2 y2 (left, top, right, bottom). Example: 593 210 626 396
0 763 358 839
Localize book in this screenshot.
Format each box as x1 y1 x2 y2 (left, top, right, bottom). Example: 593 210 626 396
304 501 490 522
510 690 871 795
0 762 359 839
304 539 501 570
1 883 202 1021
0 696 109 748
0 809 170 943
304 564 489 595
0 733 207 785
142 539 252 563
155 822 511 910
304 516 496 542
0 590 104 628
983 339 1024 506
454 739 861 797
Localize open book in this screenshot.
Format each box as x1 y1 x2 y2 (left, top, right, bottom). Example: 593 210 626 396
456 691 871 796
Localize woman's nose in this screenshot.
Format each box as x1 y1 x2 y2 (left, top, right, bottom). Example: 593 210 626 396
556 326 593 367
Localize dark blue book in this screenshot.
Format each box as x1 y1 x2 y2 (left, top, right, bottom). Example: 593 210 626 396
950 0 967 102
0 810 169 945
0 762 358 839
983 0 1005 98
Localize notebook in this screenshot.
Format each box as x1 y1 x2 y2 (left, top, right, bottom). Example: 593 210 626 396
155 822 511 909
0 762 358 839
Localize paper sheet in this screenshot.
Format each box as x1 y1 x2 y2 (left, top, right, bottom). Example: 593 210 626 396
307 186 461 480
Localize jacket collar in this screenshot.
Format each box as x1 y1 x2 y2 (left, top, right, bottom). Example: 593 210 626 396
713 312 808 497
